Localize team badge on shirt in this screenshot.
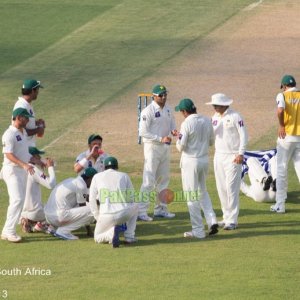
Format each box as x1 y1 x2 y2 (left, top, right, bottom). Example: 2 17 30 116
155 112 161 118
212 120 218 126
29 109 33 115
16 135 22 141
238 120 244 127
40 173 46 180
142 116 146 121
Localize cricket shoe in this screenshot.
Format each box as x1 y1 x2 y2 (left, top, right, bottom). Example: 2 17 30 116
45 225 56 235
1 233 22 243
112 225 121 248
183 231 206 239
218 220 225 228
208 224 219 236
54 231 79 240
262 176 273 191
124 237 138 245
33 222 49 233
224 223 237 230
154 207 175 219
270 203 285 213
137 214 153 222
112 224 127 248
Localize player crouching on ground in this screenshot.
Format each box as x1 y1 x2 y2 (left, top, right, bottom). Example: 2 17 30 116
20 146 56 233
89 157 138 248
44 168 97 240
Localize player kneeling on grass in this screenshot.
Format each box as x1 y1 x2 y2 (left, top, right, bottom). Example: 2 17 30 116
44 167 97 240
20 146 56 233
89 157 138 248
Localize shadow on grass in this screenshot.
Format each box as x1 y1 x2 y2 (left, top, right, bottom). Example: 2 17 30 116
286 191 300 204
19 208 300 245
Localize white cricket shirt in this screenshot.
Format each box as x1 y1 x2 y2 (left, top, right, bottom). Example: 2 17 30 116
211 108 248 155
2 125 30 166
176 114 214 157
139 101 176 144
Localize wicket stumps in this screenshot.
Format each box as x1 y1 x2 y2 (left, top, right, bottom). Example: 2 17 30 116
137 93 152 144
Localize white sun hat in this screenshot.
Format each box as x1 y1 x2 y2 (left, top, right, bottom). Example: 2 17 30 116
206 93 233 106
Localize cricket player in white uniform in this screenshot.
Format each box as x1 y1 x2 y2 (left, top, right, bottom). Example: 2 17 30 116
74 134 109 174
44 168 97 240
138 84 177 221
89 157 138 248
206 93 248 230
20 147 56 233
13 79 45 147
175 98 219 239
241 155 277 203
1 108 34 243
270 75 300 213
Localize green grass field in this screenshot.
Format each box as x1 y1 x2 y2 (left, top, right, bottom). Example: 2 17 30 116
1 0 300 299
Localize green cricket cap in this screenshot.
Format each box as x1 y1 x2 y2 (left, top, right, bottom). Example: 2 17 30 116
280 75 296 88
104 156 118 168
88 134 102 144
29 146 45 156
175 98 196 112
82 167 98 177
12 108 33 119
152 85 167 95
22 79 43 89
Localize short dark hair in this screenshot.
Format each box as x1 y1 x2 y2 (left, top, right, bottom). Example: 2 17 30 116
88 134 103 144
21 87 39 95
185 107 197 114
105 164 118 170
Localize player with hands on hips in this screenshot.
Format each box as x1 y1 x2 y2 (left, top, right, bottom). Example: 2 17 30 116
20 146 56 234
138 84 177 221
206 93 248 230
13 79 45 146
175 98 219 239
74 134 109 174
1 108 34 243
270 75 300 213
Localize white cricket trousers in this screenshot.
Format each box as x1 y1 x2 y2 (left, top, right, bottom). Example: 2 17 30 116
2 166 27 235
139 143 170 215
276 139 300 205
240 157 276 202
181 156 217 237
214 153 241 225
46 206 94 234
94 203 138 243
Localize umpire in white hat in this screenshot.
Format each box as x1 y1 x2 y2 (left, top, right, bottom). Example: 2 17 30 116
206 93 248 230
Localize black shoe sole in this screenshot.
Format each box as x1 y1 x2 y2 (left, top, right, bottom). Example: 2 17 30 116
112 226 120 248
209 224 219 235
263 176 273 191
